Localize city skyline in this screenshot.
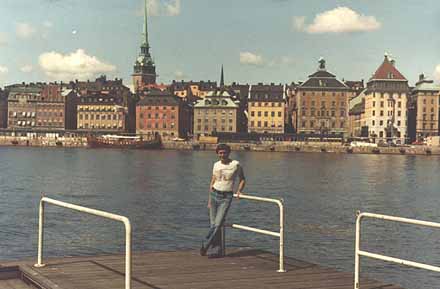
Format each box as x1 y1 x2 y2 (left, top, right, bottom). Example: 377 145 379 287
0 0 439 88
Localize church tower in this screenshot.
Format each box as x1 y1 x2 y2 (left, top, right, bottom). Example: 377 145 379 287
132 0 157 92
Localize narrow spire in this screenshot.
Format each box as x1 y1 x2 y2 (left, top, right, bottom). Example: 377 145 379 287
143 0 149 48
220 65 224 87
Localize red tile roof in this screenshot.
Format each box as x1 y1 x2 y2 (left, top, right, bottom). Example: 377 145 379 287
371 56 406 80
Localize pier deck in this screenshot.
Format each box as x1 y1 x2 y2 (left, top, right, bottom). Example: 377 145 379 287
1 248 404 289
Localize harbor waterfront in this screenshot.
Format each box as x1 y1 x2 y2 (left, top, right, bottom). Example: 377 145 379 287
1 148 440 288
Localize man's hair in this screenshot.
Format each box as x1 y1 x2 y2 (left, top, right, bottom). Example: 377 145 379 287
216 143 231 153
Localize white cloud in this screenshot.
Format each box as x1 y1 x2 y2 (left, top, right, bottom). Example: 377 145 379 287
43 21 53 28
240 52 264 66
295 7 381 34
137 0 180 17
16 22 37 39
164 0 181 16
20 65 33 73
174 70 186 80
434 64 440 82
0 32 7 46
292 16 306 31
0 66 8 74
39 49 116 81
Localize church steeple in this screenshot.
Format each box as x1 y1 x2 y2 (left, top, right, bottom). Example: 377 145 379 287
220 65 224 87
133 0 157 91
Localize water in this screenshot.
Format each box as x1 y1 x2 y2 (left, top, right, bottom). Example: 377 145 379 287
1 147 440 288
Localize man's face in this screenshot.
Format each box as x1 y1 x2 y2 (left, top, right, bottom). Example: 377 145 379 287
217 149 230 160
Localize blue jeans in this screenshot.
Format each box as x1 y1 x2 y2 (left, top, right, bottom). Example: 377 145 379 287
204 189 233 255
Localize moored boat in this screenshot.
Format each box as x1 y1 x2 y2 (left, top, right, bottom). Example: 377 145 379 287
87 134 161 149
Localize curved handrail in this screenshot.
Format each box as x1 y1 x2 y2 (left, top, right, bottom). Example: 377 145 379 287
35 195 132 289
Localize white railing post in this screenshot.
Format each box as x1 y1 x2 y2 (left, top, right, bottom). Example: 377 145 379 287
231 193 286 272
34 196 132 289
354 210 361 289
354 211 440 289
35 197 45 267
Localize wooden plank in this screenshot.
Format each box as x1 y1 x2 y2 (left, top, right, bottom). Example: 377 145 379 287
0 249 405 289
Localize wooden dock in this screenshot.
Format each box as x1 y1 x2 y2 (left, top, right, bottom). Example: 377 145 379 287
0 248 404 289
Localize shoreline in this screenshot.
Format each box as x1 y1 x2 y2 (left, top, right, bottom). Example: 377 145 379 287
1 136 437 155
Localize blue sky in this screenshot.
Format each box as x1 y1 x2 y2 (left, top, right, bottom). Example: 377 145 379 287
0 0 439 89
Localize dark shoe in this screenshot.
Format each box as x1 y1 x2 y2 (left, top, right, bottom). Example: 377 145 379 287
200 243 207 256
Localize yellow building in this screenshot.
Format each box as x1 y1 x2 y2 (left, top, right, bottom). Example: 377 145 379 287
248 84 285 134
77 93 126 132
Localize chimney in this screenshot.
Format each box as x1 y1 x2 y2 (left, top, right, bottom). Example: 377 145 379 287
419 73 425 82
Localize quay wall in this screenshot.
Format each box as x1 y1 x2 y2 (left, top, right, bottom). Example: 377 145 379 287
1 135 439 155
162 141 440 155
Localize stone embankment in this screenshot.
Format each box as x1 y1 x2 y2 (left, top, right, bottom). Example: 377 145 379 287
1 136 439 155
162 141 440 155
0 135 88 147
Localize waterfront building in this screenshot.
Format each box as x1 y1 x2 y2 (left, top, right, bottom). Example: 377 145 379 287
344 80 365 98
171 80 217 100
348 90 367 138
7 83 43 130
193 93 239 136
408 74 440 142
362 54 409 144
66 76 135 133
136 90 191 139
248 83 286 134
76 92 127 132
294 58 353 136
0 88 7 128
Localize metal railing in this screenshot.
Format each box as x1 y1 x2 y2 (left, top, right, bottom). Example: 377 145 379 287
230 193 286 272
354 211 440 289
35 196 132 289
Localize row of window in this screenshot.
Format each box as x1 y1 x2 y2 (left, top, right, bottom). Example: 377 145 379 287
196 126 234 132
143 106 176 110
301 100 346 107
78 107 116 112
78 124 123 129
372 101 402 108
250 111 282 117
139 123 176 129
371 120 404 127
196 110 233 115
79 98 118 103
301 121 345 128
372 92 404 98
9 120 64 126
197 118 233 124
9 111 36 118
139 113 176 119
300 109 345 117
421 114 436 121
420 106 436 112
301 92 347 97
249 102 283 107
249 121 283 128
421 123 437 130
371 110 404 117
78 114 121 120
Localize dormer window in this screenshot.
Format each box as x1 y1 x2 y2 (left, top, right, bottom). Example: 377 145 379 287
388 72 394 79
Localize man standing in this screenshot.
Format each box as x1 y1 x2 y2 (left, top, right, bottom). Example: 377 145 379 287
200 143 245 258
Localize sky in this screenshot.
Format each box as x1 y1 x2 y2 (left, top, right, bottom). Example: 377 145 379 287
0 0 439 89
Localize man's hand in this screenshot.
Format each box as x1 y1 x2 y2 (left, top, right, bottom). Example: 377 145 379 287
236 191 242 200
207 199 211 209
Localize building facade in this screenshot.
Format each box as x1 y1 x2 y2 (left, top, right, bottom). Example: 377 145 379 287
362 54 409 144
409 74 440 141
7 84 42 130
0 88 7 128
77 92 126 132
193 95 239 135
248 83 285 134
132 0 157 92
171 80 217 100
295 59 353 136
136 91 190 139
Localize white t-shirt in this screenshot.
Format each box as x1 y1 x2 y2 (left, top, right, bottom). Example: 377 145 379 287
212 160 244 192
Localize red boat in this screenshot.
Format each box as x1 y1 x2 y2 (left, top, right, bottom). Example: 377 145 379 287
87 134 161 149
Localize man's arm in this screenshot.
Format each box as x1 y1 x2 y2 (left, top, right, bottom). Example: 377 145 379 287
236 166 246 199
208 175 216 208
